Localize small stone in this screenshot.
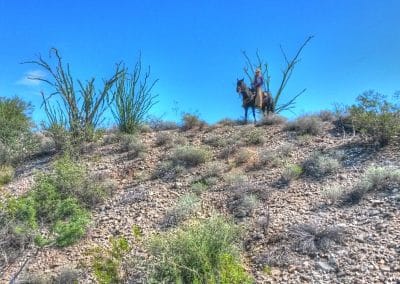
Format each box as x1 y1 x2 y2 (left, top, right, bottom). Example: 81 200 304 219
380 265 391 272
316 261 335 272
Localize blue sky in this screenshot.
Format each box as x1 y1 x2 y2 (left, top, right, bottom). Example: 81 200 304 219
1 0 399 124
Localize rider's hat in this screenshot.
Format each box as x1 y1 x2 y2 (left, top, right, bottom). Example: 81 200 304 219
255 68 261 73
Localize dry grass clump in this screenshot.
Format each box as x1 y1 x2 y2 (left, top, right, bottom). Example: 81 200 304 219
258 114 287 126
119 134 146 159
281 164 303 184
317 110 337 122
301 152 341 179
341 166 400 205
203 133 226 148
159 193 200 229
170 146 211 167
154 132 174 147
148 118 179 131
215 118 239 127
289 223 345 256
235 148 253 166
284 115 323 135
321 185 345 204
241 127 265 145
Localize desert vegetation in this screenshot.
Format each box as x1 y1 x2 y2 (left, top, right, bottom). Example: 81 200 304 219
1 49 400 283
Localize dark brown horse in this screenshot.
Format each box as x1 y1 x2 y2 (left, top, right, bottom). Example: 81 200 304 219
236 79 274 123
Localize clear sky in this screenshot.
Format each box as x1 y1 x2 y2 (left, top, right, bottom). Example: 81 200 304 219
1 0 399 124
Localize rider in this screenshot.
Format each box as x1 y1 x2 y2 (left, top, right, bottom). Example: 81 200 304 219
252 68 264 109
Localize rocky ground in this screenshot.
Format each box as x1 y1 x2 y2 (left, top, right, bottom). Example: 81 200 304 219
1 119 400 283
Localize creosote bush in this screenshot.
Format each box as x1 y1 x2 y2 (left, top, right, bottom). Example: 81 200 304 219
348 90 400 146
147 215 253 283
284 115 323 135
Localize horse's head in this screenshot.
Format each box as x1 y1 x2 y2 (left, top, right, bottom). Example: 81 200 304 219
236 78 245 93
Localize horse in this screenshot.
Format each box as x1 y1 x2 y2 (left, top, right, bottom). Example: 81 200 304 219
236 78 274 123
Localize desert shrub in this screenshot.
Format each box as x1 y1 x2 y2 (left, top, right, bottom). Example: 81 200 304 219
0 156 111 261
216 118 238 127
0 97 38 165
181 113 207 131
154 132 173 147
191 180 209 195
317 110 336 122
348 90 400 146
224 171 248 186
91 236 131 284
258 114 287 126
159 194 200 229
301 152 340 179
152 161 185 181
219 144 239 160
147 215 252 283
242 128 265 145
359 166 400 192
53 268 80 284
203 133 226 147
289 224 345 256
170 146 210 167
228 187 259 219
120 134 146 155
148 118 179 131
284 115 323 135
322 185 344 204
281 164 303 183
235 148 253 166
342 166 400 205
0 165 15 186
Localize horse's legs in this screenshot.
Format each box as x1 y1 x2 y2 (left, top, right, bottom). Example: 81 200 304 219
252 106 256 123
244 107 248 124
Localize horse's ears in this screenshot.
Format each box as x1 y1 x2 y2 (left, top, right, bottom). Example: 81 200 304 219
241 78 244 81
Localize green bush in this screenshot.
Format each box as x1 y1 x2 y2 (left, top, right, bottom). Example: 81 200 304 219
0 97 38 165
242 128 265 145
91 236 131 284
171 146 210 167
0 165 15 185
284 115 323 135
147 215 252 283
281 164 303 183
154 132 173 147
348 90 400 146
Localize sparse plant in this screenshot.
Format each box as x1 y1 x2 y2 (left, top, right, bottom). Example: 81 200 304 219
317 110 336 122
224 171 248 186
228 188 259 219
322 185 344 204
284 115 323 135
203 133 226 147
289 223 345 256
91 236 132 284
119 134 146 159
301 152 341 179
235 148 253 165
159 193 200 229
219 144 239 160
148 117 179 131
181 112 207 131
242 128 265 145
53 268 80 284
281 164 303 183
154 132 173 147
216 118 238 127
258 114 287 126
191 180 209 195
170 146 210 167
147 215 252 283
152 161 185 181
0 165 15 186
